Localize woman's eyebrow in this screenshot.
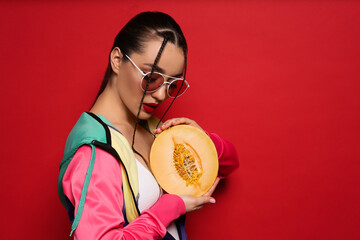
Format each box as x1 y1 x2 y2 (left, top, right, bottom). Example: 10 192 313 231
144 63 164 72
173 73 184 78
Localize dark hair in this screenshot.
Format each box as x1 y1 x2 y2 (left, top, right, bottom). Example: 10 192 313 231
95 11 188 99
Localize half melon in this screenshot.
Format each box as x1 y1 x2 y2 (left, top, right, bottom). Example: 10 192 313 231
150 125 218 196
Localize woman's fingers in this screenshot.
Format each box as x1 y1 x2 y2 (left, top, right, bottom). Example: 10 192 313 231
161 118 192 130
192 196 216 211
179 178 220 213
180 195 216 212
203 177 220 197
153 117 203 134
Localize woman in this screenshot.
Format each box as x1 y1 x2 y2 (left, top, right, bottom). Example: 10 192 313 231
58 12 239 240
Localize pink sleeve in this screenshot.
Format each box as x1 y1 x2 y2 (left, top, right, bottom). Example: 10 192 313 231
206 132 239 178
62 145 186 240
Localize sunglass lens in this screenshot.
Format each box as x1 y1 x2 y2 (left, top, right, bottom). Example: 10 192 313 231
168 80 187 97
142 73 164 91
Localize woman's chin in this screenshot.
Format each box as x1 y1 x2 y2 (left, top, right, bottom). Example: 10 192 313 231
137 111 154 120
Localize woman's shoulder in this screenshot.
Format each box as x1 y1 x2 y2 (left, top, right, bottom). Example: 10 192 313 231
63 113 111 155
67 112 109 140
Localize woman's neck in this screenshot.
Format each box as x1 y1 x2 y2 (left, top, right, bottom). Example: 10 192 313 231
90 85 136 128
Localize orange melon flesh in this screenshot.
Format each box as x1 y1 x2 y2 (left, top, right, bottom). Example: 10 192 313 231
150 125 219 197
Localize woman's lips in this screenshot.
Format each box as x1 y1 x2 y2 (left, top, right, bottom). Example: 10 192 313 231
142 103 159 113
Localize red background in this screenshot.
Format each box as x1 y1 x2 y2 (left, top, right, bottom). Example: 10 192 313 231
1 1 359 239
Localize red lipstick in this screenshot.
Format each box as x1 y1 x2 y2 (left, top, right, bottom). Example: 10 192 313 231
142 103 159 113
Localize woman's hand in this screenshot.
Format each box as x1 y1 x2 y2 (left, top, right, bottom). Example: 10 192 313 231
179 177 220 212
153 117 204 134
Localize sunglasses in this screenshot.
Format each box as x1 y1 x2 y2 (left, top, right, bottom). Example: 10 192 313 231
124 54 189 98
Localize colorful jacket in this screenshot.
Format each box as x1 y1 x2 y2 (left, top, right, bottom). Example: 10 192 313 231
58 112 239 239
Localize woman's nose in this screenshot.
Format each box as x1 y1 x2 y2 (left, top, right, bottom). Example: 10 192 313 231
151 83 168 101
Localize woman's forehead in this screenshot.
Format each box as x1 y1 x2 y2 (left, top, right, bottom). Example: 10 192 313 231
132 40 185 75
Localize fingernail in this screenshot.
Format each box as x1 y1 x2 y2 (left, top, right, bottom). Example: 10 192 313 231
210 198 216 204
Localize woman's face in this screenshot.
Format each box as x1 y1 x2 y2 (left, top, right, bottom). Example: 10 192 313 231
115 39 185 120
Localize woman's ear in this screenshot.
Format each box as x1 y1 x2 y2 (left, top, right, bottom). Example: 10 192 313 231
110 47 124 74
